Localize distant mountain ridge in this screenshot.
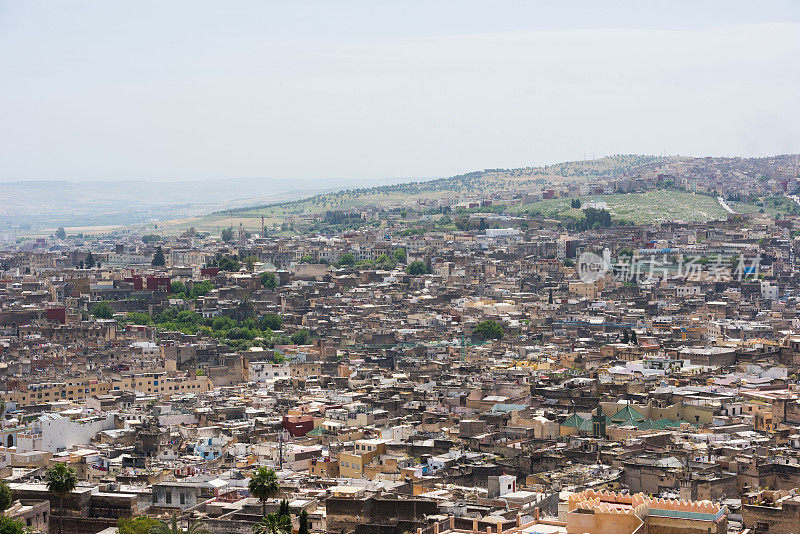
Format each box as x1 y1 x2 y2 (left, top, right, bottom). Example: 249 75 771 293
0 175 408 230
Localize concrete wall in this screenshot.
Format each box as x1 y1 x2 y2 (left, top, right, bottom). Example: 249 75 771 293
37 414 115 452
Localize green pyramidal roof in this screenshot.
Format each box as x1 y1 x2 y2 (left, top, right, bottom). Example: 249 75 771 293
610 405 646 423
561 413 586 428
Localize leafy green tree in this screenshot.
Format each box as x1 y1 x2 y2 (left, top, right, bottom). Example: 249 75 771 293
253 513 291 534
152 246 166 267
177 311 202 325
126 312 153 325
300 255 315 264
171 281 187 295
258 315 282 331
249 467 280 517
630 330 638 345
291 330 309 345
117 516 160 534
337 253 356 267
221 227 234 243
190 280 214 298
298 510 309 534
85 252 96 269
46 462 78 534
0 517 25 534
393 248 407 264
213 255 241 271
141 234 161 244
405 261 428 276
91 302 114 319
473 320 504 340
0 481 12 512
212 316 236 331
55 227 67 239
261 272 278 289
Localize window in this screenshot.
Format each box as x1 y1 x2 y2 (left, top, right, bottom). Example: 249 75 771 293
165 492 172 504
180 492 185 505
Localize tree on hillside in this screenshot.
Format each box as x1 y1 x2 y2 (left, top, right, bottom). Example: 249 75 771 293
258 314 283 331
221 227 234 243
291 330 309 345
337 253 356 267
91 302 114 320
261 272 278 289
55 227 67 239
170 281 186 295
473 320 504 340
405 261 428 276
85 252 96 269
152 246 166 266
212 255 241 272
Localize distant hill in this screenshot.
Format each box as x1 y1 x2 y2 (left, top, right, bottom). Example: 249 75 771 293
7 153 798 236
0 175 407 233
154 153 799 234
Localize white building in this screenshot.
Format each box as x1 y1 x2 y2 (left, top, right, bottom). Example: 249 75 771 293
249 361 290 383
19 413 115 453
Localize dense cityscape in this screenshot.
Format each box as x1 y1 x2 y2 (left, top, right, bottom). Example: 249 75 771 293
0 155 798 534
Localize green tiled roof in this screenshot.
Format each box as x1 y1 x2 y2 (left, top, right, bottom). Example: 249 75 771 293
561 413 586 428
610 405 646 423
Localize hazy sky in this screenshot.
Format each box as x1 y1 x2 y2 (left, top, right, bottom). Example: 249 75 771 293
1 1 799 183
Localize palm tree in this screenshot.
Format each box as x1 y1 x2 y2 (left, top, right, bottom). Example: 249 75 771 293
149 513 211 534
45 462 78 534
253 512 291 534
248 467 279 517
